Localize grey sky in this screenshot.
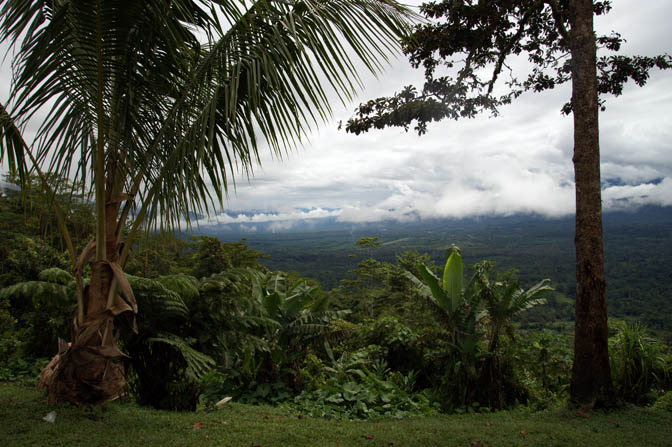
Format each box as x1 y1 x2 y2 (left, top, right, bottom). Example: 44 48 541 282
203 0 672 229
2 1 671 230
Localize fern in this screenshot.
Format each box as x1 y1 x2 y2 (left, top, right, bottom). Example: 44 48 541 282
127 275 189 320
0 272 76 357
0 281 73 304
38 267 74 285
158 274 200 302
147 333 215 380
286 310 351 337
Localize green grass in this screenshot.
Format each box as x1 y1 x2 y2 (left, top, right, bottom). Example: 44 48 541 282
2 383 671 446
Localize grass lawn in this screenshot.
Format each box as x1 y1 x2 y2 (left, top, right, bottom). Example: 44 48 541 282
1 382 671 446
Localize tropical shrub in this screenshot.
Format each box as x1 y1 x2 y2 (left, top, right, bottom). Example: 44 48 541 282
0 267 75 358
0 356 50 384
653 391 672 411
190 269 276 406
194 269 269 354
0 292 16 354
408 245 551 411
190 237 265 279
200 370 294 406
334 252 433 328
291 346 435 419
249 272 348 389
609 322 671 404
0 236 69 287
0 294 34 382
122 275 215 411
514 330 573 407
357 316 423 377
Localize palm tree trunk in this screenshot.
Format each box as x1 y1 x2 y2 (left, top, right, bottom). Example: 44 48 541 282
41 178 129 405
47 269 124 404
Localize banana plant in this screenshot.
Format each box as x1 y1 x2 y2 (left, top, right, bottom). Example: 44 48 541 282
405 245 484 410
409 245 480 342
408 246 551 409
248 272 347 387
406 244 483 388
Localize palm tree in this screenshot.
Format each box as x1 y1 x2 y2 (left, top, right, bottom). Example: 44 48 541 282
472 261 552 353
0 0 414 405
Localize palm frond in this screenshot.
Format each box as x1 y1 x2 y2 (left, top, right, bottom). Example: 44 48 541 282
0 102 27 181
2 0 415 235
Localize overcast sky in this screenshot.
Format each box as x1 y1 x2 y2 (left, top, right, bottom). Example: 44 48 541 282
3 1 672 230
206 0 672 229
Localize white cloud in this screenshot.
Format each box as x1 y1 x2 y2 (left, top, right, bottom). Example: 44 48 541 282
603 178 672 209
188 207 340 228
218 0 672 225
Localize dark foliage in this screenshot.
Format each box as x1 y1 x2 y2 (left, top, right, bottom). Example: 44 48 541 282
345 0 671 135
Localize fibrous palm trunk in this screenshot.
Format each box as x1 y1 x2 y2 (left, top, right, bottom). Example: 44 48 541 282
39 201 136 405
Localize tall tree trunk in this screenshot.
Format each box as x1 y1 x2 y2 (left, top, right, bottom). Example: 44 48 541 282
568 0 614 407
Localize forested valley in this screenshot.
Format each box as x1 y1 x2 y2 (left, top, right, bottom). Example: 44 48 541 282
218 206 672 342
2 177 671 417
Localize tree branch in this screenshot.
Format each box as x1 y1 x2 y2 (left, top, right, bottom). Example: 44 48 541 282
545 0 570 42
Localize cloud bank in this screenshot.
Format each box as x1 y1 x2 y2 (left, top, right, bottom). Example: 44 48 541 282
208 0 672 229
2 1 671 232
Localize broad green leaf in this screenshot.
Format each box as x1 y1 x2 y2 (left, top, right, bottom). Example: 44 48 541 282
416 263 447 310
443 245 464 313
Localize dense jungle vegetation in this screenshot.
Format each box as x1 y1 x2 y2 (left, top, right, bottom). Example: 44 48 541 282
215 207 672 342
2 178 671 416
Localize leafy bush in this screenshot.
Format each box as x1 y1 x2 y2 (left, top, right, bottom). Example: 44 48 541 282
0 236 69 287
0 268 75 358
514 330 573 407
0 293 17 356
358 316 423 375
291 347 436 419
653 391 672 411
200 369 293 406
248 272 348 388
189 237 264 279
0 287 48 383
609 322 671 404
122 275 215 411
0 357 49 384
